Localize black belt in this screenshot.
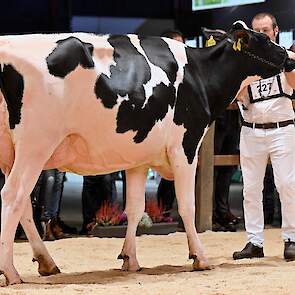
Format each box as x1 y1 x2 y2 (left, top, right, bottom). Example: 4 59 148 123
242 119 295 129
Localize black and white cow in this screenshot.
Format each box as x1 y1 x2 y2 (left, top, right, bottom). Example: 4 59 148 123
0 21 293 285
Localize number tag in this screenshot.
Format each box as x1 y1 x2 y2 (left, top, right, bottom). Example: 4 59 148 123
249 76 280 102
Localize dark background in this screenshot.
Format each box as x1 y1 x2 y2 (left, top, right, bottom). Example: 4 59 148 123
0 0 294 37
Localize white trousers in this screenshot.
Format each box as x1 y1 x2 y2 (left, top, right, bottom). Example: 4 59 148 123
240 124 295 247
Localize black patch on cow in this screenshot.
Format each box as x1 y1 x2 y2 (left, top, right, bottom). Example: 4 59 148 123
95 35 177 143
95 35 151 108
0 64 24 129
117 82 176 142
174 47 211 164
46 36 95 78
139 36 178 84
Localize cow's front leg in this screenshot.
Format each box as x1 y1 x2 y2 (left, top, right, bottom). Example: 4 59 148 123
176 178 210 270
20 198 60 276
118 167 147 271
169 148 210 271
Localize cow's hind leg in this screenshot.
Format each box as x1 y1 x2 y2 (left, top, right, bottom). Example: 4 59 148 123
118 167 147 271
169 150 210 270
20 198 60 276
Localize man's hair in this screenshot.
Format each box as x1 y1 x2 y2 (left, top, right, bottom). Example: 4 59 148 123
252 12 278 29
161 29 184 40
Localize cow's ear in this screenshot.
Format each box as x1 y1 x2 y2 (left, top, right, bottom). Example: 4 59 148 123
231 20 249 31
232 29 250 51
202 27 226 43
230 21 250 50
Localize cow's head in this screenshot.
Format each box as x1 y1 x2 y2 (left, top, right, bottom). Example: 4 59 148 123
203 21 288 79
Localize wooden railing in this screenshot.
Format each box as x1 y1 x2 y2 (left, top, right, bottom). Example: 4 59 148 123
195 102 240 232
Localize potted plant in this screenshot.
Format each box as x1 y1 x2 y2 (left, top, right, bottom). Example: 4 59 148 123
95 202 126 227
91 200 178 238
137 199 178 235
91 202 127 237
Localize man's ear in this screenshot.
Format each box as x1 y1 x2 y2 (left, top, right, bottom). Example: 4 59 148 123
274 26 279 39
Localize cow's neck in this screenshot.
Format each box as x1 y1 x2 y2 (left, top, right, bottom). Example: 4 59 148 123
191 41 249 122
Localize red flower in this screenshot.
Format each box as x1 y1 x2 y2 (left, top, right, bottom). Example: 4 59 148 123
96 201 123 226
145 199 173 223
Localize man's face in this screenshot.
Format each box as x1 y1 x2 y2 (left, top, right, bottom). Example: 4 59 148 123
252 15 278 42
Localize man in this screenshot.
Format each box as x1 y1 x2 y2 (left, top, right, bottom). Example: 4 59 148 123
32 169 77 241
213 108 240 232
233 13 295 261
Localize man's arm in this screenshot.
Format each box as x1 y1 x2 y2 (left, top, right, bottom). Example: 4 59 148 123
284 50 295 89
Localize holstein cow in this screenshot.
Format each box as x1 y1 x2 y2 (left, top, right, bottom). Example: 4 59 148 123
0 21 293 285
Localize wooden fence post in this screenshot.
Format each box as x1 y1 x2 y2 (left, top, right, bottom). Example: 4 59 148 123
195 122 215 232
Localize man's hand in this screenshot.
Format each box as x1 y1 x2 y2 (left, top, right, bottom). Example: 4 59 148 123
284 58 295 72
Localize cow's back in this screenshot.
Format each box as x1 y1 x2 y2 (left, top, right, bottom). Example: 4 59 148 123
0 33 187 176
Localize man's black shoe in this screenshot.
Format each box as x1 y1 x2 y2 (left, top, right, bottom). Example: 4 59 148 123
227 212 242 225
233 242 264 260
213 221 236 232
284 240 295 261
215 212 241 226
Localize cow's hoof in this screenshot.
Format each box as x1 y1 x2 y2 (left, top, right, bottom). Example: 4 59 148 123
0 270 23 286
32 256 61 276
190 255 211 271
118 254 141 272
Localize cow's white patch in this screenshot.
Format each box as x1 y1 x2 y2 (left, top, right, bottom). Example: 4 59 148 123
129 36 170 108
93 38 116 78
117 94 129 105
71 33 116 79
94 58 115 79
196 126 209 157
162 38 187 98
